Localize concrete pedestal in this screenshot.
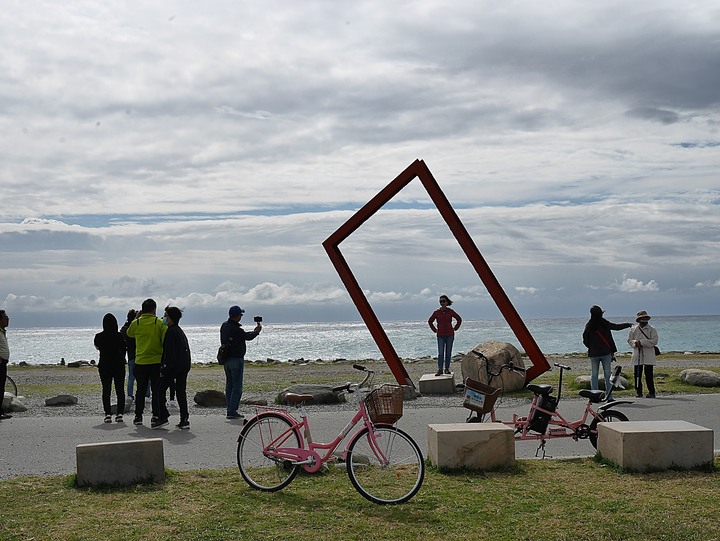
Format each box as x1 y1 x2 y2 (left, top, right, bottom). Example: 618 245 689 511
418 372 456 395
76 438 165 486
427 423 515 469
597 420 713 472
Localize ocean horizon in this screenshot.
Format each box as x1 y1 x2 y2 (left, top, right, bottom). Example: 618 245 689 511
5 315 719 367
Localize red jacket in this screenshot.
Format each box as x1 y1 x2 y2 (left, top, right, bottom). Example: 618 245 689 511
428 308 462 336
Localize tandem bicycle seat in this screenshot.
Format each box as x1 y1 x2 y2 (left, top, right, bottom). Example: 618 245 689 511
526 384 553 396
578 389 605 403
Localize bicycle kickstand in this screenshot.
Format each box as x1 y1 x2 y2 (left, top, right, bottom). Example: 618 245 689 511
535 440 550 459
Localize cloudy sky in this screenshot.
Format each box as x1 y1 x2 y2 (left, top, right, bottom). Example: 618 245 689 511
1 1 719 327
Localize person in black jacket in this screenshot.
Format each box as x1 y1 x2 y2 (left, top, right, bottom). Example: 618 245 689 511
220 305 261 420
94 313 127 423
582 305 632 393
157 306 192 429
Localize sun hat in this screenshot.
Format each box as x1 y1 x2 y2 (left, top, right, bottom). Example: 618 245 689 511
229 305 245 317
635 310 651 322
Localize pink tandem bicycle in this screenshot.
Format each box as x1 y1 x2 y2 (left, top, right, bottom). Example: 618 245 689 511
236 364 425 504
464 355 631 457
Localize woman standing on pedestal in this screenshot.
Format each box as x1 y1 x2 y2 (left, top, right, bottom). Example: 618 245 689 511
428 295 462 376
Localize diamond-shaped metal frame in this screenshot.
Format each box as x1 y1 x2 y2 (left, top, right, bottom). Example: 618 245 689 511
323 159 550 387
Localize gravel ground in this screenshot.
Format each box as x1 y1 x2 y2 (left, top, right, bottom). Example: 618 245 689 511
6 354 720 419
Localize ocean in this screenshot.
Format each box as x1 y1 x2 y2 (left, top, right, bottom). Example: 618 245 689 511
6 315 719 366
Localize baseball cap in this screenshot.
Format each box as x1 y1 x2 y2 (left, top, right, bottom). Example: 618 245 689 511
229 305 245 317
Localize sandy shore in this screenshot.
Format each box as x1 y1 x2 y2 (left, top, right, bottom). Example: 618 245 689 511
6 354 720 419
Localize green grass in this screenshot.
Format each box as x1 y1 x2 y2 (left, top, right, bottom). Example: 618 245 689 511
2 457 720 540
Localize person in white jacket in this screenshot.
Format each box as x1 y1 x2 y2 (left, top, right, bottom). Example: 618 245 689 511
627 310 658 398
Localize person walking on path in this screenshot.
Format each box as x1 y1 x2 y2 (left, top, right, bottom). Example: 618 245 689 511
428 295 463 376
125 298 167 427
0 309 12 420
158 306 192 429
582 305 632 394
220 306 261 420
93 313 127 423
628 310 659 398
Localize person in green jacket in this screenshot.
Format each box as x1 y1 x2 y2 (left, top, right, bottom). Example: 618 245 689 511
126 298 167 427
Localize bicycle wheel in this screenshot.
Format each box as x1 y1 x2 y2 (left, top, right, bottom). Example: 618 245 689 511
346 425 425 505
5 375 17 397
237 412 302 491
589 409 629 448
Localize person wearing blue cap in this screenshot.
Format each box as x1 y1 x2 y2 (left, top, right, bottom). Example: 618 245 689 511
220 305 262 420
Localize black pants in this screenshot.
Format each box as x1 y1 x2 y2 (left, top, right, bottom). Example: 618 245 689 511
158 370 189 422
0 360 6 414
134 363 161 418
634 364 656 396
99 364 125 416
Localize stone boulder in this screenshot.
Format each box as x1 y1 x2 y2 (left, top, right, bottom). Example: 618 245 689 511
3 394 28 412
194 389 227 407
45 395 78 406
277 384 347 405
460 341 525 392
679 369 720 387
66 360 94 368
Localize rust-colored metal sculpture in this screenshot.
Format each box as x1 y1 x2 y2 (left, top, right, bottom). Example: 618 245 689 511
323 159 550 387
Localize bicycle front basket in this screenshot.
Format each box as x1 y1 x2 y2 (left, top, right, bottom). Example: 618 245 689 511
366 384 404 424
463 377 501 415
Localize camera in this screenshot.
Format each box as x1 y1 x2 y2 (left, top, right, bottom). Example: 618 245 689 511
254 315 263 323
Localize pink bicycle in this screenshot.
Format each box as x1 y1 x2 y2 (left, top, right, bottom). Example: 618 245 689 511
464 358 631 457
236 364 425 505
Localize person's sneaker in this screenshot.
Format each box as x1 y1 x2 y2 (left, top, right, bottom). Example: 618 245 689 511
133 415 143 426
104 415 112 424
151 417 169 429
645 394 656 398
0 413 12 420
176 420 190 430
435 371 442 376
115 415 124 423
444 369 451 374
635 394 643 398
226 412 242 420
150 416 158 424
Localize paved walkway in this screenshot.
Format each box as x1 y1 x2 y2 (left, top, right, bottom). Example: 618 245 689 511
2 394 719 480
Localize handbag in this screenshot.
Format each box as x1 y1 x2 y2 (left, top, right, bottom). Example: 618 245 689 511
637 327 660 355
216 337 233 365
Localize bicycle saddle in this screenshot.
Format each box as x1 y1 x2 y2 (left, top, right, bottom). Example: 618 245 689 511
578 389 605 403
526 384 553 396
284 393 315 404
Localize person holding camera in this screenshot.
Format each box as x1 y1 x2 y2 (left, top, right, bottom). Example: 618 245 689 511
220 306 261 420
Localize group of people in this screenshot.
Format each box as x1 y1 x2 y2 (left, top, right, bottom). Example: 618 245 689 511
426 295 660 400
583 305 659 398
94 299 192 428
0 297 662 422
94 300 261 428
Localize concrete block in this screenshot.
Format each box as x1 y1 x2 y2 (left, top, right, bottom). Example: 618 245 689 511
427 423 515 469
76 438 165 486
418 372 456 394
597 420 713 472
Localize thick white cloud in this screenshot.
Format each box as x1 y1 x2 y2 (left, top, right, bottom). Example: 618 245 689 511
1 1 719 326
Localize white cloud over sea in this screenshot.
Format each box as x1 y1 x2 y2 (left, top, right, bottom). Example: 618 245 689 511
1 1 719 327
